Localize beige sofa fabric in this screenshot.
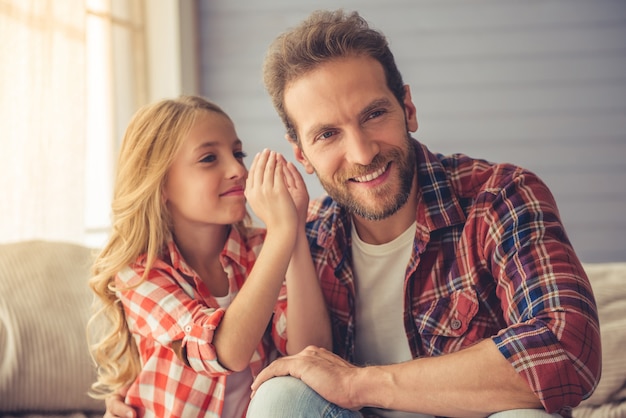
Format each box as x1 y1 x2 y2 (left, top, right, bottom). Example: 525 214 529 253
572 262 626 417
0 241 104 414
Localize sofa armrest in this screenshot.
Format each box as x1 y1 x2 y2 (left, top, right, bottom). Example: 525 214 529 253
0 240 105 414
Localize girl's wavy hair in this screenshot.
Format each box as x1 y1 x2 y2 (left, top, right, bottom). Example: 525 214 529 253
262 9 406 144
87 95 245 398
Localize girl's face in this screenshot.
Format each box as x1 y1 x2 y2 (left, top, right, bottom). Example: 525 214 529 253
163 110 248 231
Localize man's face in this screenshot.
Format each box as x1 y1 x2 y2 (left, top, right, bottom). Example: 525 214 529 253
284 55 419 220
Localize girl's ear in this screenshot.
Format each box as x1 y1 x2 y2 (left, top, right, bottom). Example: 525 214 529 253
287 134 315 174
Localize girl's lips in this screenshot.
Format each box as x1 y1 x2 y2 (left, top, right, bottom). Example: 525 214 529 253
221 186 245 197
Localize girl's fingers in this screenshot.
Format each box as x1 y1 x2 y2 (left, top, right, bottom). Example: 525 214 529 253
246 152 260 189
264 150 277 187
274 156 288 190
286 161 303 188
249 149 294 192
253 149 270 187
282 161 296 189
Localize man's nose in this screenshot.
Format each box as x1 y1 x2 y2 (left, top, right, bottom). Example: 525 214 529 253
344 129 379 166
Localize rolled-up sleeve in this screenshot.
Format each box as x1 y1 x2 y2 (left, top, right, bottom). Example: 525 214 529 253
484 169 602 412
116 264 231 376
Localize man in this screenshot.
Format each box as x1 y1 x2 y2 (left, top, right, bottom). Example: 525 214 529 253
106 9 601 418
245 9 601 418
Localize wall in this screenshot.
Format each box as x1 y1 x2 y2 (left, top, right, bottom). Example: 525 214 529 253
196 0 626 263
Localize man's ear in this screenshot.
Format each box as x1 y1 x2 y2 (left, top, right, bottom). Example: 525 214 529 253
403 85 418 133
286 133 315 174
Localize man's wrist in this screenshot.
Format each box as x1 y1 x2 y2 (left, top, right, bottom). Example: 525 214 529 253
350 365 392 410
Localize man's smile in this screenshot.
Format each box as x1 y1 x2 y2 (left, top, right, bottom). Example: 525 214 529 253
350 162 390 183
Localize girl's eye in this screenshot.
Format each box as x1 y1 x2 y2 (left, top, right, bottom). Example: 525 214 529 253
234 151 247 160
200 154 216 163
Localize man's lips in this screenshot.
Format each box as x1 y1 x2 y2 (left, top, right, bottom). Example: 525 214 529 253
350 162 390 183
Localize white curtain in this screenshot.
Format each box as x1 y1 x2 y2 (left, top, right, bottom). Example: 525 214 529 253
0 0 147 247
0 0 87 243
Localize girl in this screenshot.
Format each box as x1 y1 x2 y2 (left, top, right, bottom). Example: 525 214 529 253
87 95 331 417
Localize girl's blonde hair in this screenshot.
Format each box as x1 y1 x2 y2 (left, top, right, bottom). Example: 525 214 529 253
87 95 236 398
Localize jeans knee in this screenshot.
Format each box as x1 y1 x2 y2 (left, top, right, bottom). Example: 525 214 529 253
247 376 314 417
246 376 360 418
254 376 308 404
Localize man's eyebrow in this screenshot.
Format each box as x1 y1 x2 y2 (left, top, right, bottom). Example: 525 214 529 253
303 123 334 142
303 98 394 142
359 98 394 119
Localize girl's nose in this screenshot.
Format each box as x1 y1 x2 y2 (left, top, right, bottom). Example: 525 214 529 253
227 155 247 179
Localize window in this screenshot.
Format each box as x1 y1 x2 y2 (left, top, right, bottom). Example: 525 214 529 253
0 0 185 248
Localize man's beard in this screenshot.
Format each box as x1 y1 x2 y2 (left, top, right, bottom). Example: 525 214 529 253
314 134 416 221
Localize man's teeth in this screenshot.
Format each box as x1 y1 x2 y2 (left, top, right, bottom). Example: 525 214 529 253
353 165 386 183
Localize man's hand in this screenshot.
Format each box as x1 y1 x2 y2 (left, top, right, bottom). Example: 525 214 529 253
104 389 136 418
251 345 361 410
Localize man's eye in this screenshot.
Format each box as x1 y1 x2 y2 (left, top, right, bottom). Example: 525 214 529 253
319 131 335 141
368 110 385 120
200 154 216 163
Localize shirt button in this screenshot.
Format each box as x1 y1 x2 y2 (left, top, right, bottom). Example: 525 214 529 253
450 319 462 330
185 325 192 332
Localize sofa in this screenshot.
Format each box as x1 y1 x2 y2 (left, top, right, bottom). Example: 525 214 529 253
0 240 624 417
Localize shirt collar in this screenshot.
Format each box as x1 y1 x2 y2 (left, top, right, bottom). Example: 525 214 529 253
413 140 467 232
165 225 254 277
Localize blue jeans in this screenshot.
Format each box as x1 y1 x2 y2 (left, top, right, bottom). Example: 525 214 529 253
246 376 361 418
246 376 561 418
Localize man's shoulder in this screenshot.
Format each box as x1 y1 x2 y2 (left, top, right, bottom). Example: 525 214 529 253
436 152 543 197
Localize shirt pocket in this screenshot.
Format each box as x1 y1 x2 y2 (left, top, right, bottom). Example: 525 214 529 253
413 288 480 354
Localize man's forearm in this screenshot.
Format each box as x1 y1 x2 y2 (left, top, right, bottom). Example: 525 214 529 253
351 339 542 417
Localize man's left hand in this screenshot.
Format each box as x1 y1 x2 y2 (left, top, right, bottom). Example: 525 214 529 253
251 345 362 410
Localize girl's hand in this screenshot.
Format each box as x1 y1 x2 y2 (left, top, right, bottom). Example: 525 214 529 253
282 161 310 227
245 149 297 231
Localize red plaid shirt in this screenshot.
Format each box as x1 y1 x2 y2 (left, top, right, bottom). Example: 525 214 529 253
115 226 287 417
302 140 601 417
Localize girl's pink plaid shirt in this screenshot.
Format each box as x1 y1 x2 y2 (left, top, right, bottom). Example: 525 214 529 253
115 226 287 417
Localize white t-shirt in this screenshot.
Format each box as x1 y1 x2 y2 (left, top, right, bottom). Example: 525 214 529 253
352 222 433 418
214 291 253 418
